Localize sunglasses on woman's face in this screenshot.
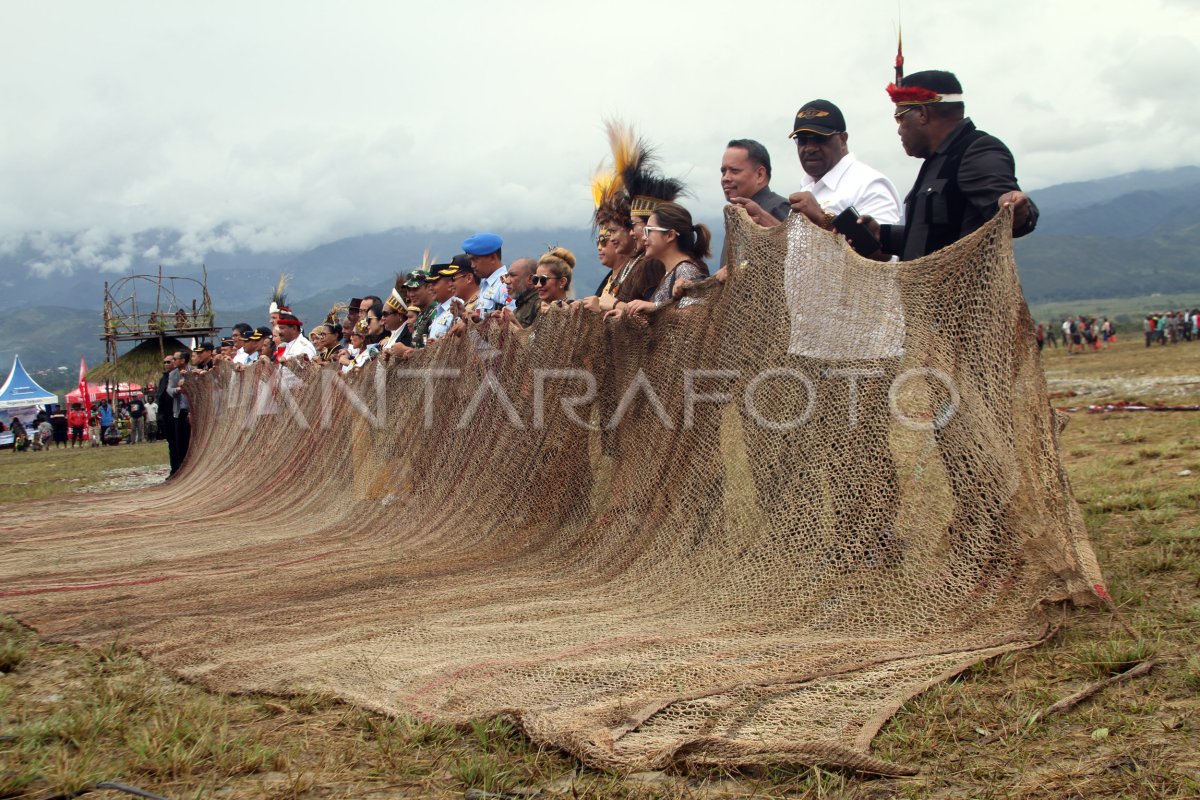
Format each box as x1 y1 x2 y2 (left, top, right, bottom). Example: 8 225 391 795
642 225 671 237
530 275 554 286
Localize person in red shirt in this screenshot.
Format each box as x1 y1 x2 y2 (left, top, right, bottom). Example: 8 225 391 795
66 404 88 448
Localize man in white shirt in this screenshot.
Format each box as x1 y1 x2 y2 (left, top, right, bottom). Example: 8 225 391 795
462 233 516 314
275 311 316 390
277 312 316 362
745 100 905 570
426 263 464 343
144 395 158 441
231 323 254 365
786 99 902 228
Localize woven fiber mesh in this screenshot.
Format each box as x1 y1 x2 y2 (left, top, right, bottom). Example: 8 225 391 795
0 209 1105 776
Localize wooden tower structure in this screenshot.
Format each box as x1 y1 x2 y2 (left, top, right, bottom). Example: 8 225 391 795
100 266 218 365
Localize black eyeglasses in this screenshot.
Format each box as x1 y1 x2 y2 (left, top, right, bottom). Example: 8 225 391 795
530 275 553 286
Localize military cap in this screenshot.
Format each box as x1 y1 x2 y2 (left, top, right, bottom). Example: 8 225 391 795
461 232 503 256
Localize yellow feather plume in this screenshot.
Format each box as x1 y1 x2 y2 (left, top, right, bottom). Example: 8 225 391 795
591 160 619 210
604 118 638 178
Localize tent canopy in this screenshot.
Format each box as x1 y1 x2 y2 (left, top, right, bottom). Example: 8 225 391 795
0 355 57 411
67 383 151 405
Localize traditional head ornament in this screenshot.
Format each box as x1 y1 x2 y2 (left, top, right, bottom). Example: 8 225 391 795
268 272 290 315
325 303 347 326
590 119 645 230
887 70 965 106
385 288 409 313
619 125 686 219
277 310 302 327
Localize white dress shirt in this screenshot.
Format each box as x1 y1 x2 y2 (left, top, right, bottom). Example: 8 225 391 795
800 152 902 225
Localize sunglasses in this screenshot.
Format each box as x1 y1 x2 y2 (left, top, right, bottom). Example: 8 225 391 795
893 106 917 121
381 309 400 316
530 275 556 286
642 225 672 237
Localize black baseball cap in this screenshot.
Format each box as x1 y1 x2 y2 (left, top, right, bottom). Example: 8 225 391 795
789 99 846 138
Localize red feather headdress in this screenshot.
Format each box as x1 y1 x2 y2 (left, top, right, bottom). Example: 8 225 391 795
887 83 963 106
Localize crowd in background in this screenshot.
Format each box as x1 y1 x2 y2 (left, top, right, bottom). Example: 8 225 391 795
1036 310 1199 353
4 396 159 452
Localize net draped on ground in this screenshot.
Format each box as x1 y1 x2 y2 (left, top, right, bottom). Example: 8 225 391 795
0 209 1106 776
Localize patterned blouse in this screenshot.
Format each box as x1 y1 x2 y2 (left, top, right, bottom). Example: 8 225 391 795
650 260 707 309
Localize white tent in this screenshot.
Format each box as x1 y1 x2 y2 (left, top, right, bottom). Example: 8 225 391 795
0 355 58 432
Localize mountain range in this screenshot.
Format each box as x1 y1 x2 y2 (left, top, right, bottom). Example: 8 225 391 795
4 166 1199 388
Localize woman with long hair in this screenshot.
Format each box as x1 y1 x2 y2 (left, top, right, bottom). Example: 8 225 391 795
607 201 710 319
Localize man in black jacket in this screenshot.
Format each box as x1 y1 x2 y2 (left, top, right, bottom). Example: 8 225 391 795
864 69 1039 582
156 354 178 476
866 69 1037 259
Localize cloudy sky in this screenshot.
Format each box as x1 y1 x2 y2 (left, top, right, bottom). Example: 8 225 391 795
3 0 1198 273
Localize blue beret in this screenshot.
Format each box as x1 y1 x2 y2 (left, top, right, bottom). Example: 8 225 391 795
461 232 503 256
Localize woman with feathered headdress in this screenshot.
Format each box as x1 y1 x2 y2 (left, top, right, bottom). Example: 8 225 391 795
581 120 685 312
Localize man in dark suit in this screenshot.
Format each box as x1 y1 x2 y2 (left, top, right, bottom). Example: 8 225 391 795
864 69 1037 259
862 69 1039 581
156 353 179 478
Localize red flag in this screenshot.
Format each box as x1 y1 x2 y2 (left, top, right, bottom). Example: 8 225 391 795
78 356 92 416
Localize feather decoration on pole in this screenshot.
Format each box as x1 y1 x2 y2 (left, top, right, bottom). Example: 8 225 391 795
894 23 904 85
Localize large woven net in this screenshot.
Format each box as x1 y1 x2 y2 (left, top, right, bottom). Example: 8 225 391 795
0 209 1105 776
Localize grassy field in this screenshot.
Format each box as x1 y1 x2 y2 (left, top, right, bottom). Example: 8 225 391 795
0 441 168 504
2 340 1199 798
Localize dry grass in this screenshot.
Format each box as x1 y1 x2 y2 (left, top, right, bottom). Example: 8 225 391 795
2 340 1199 798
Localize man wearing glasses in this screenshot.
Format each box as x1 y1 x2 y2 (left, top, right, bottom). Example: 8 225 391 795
864 70 1037 260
